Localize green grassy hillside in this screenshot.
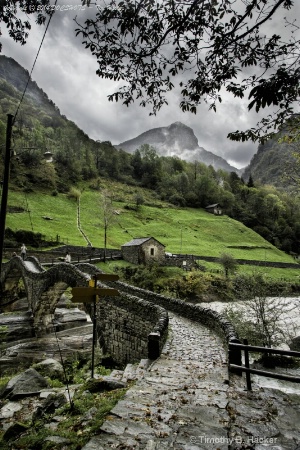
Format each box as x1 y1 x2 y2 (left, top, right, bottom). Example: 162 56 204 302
5 180 295 264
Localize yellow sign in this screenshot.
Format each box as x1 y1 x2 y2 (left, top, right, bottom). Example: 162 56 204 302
71 295 95 304
94 273 119 281
89 274 119 287
71 286 119 303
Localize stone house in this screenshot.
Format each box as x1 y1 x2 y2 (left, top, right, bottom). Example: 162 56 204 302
121 237 165 265
205 203 222 215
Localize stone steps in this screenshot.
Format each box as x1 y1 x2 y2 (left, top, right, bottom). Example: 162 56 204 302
109 359 152 384
122 359 152 383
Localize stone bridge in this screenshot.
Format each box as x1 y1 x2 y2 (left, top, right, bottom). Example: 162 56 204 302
0 256 100 335
1 256 241 367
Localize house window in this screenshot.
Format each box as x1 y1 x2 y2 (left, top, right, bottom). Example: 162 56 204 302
150 247 155 256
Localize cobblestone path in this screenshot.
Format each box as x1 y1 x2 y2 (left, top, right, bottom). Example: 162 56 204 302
83 313 231 449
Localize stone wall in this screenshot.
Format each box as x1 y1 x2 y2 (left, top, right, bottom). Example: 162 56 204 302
166 254 300 270
164 256 200 270
141 238 165 265
93 292 169 366
106 280 242 368
1 257 240 370
121 245 140 265
29 246 122 264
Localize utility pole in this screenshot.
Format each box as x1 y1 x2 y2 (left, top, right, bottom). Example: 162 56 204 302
91 275 97 378
0 114 14 288
180 226 183 254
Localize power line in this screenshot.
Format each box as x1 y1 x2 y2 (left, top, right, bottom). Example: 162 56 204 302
13 0 58 126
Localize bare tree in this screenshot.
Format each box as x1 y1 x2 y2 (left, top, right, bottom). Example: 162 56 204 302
100 190 117 263
226 274 298 349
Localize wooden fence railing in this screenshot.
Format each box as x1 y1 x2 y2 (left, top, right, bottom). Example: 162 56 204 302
229 339 300 390
39 250 122 266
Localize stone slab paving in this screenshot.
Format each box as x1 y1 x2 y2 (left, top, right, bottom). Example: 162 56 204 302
82 313 231 449
82 313 300 450
227 373 300 450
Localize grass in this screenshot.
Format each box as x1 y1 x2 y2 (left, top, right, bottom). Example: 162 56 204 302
6 189 85 245
5 180 297 265
199 260 300 283
2 378 127 450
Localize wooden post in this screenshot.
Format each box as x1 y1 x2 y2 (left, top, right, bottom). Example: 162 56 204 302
228 339 242 375
244 339 252 391
0 114 14 288
148 332 160 360
91 274 97 378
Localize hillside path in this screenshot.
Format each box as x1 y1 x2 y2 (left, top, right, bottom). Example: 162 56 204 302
82 313 231 449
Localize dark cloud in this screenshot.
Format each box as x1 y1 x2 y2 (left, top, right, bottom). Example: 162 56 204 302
1 1 299 170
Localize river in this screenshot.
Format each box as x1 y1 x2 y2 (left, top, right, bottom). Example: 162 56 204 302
200 297 300 394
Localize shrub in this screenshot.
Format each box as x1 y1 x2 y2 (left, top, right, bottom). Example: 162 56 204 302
67 187 81 201
218 253 238 278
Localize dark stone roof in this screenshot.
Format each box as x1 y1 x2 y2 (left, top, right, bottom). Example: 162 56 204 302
205 203 221 209
122 237 165 247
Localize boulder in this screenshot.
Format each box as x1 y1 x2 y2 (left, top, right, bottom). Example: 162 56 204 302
44 436 71 445
0 311 34 342
84 377 126 393
32 393 68 421
33 358 65 382
54 308 87 324
2 422 29 442
53 307 88 332
0 330 92 374
0 368 49 400
0 401 22 419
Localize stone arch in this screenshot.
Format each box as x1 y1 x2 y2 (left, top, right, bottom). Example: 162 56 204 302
74 263 103 278
0 256 39 311
31 263 90 335
1 258 93 335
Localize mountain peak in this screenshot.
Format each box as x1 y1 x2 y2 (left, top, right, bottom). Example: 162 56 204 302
169 121 186 128
117 122 239 173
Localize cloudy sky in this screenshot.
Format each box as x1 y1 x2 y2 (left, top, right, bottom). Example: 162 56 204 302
1 0 299 169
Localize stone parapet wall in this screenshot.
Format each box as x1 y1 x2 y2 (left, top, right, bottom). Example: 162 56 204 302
115 281 238 341
1 257 240 370
166 254 300 269
94 292 169 366
31 247 122 263
107 280 242 368
204 255 300 269
163 256 199 270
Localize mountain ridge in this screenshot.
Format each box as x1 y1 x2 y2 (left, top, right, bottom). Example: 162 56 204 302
1 54 298 191
116 121 241 174
1 56 240 175
242 119 300 189
0 55 62 118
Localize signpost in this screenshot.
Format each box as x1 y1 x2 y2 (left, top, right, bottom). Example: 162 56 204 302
71 287 119 303
71 273 119 378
